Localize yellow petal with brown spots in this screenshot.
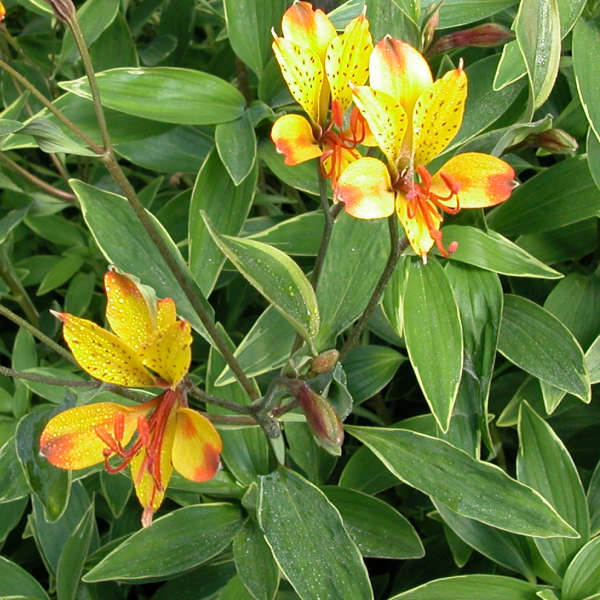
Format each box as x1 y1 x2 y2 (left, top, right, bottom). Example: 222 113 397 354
396 194 440 260
412 67 467 168
55 312 157 387
271 114 322 165
156 297 176 332
172 408 222 482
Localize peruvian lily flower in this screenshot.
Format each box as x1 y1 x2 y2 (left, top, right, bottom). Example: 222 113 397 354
334 37 516 260
39 270 222 527
271 1 373 182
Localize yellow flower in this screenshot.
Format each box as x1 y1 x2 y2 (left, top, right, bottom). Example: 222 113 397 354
0 2 5 20
271 1 373 183
334 37 516 260
39 270 222 527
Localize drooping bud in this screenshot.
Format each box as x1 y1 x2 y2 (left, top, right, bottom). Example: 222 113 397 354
308 349 339 376
526 129 578 155
422 9 439 53
428 23 514 55
44 0 75 22
289 380 344 456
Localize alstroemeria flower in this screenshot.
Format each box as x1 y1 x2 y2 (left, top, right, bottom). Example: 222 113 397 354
271 1 373 182
39 270 222 527
335 37 516 259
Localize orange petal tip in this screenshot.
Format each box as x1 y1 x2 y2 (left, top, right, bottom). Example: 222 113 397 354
50 309 67 322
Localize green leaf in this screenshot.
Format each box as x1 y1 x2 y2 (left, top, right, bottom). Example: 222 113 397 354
37 254 85 295
573 18 600 142
72 179 215 342
64 271 96 315
90 12 139 71
189 149 257 296
258 468 373 600
0 556 49 600
558 0 587 36
0 206 30 244
498 295 590 404
151 563 236 600
588 128 600 191
515 0 561 109
346 425 578 538
423 0 517 28
83 503 244 582
233 519 280 600
0 118 25 135
403 259 463 432
488 156 600 237
444 226 562 279
0 498 27 545
220 575 255 600
223 0 288 77
323 486 424 559
517 402 589 575
388 574 539 600
494 41 527 91
586 334 600 384
215 113 257 185
60 67 245 125
587 459 600 535
201 213 320 346
562 537 600 600
285 422 337 484
0 436 29 503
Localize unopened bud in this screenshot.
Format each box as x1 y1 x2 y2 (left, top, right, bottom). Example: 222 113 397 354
526 128 578 154
289 381 344 456
422 10 439 52
429 23 514 55
44 0 75 22
308 349 339 376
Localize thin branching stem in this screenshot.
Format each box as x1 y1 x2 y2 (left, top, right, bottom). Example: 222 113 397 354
0 249 39 325
187 380 253 414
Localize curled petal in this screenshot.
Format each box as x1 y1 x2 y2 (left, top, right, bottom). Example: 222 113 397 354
104 271 156 353
172 408 222 482
370 37 433 114
396 194 441 260
156 297 176 332
39 402 144 470
432 152 516 208
53 312 157 387
281 1 336 61
335 157 395 219
412 66 467 167
271 114 322 165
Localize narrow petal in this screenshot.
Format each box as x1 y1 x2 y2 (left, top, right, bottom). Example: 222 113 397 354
271 114 322 165
352 85 407 167
104 271 156 353
412 67 467 167
325 13 373 114
335 157 395 219
273 36 324 124
369 37 433 114
281 1 336 61
54 312 157 387
156 297 176 332
396 194 441 260
431 152 516 208
172 408 222 482
139 320 192 387
39 402 144 470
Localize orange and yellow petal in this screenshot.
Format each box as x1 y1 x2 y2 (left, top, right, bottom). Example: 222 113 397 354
271 114 322 165
156 297 176 332
321 143 361 184
396 194 441 260
172 408 222 482
431 152 516 208
139 320 192 387
369 37 433 115
281 1 336 62
53 312 157 387
104 271 156 353
39 402 144 470
325 13 373 115
273 36 324 125
335 157 395 219
412 66 467 167
351 86 407 167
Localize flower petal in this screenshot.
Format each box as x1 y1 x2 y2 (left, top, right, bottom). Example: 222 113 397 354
325 13 373 114
157 297 176 332
335 157 395 219
271 114 322 165
39 402 144 470
139 320 192 387
396 194 441 260
412 66 467 167
352 85 407 167
321 143 361 184
369 37 433 115
172 408 222 482
431 152 516 208
104 271 156 353
54 312 157 387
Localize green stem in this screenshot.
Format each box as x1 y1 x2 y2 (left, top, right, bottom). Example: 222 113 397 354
187 380 253 415
0 249 39 326
339 216 407 362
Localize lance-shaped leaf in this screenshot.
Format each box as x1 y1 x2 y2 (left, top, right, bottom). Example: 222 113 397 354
403 259 463 432
562 536 600 600
0 556 50 600
201 212 320 346
346 426 578 538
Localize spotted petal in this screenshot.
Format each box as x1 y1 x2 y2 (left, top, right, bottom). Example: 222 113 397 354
335 157 395 219
396 193 441 260
39 402 147 470
431 152 516 208
54 312 157 387
157 297 176 332
271 114 322 165
281 1 336 61
412 67 467 168
172 408 222 482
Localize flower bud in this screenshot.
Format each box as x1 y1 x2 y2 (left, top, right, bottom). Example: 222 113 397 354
308 349 339 376
44 0 75 22
429 23 514 55
422 9 439 53
527 129 578 154
290 381 344 456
